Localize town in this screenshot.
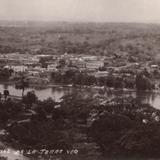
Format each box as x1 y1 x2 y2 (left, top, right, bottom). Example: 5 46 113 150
0 20 160 160
0 51 159 92
2 0 160 159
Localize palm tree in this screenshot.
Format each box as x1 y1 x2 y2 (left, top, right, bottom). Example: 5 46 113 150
15 76 29 97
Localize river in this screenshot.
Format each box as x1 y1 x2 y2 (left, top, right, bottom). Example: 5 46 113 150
0 84 160 109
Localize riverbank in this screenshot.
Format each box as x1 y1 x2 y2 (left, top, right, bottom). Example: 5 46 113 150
1 80 160 94
0 81 160 109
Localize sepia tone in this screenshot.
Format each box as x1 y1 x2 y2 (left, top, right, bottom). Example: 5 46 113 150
0 0 160 160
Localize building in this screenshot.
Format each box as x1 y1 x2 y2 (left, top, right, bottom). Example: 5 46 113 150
47 64 58 71
26 76 49 84
69 58 86 69
11 65 28 73
82 55 98 61
95 71 109 78
86 61 104 70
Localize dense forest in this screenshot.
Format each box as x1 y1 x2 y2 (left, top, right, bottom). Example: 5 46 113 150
0 22 160 63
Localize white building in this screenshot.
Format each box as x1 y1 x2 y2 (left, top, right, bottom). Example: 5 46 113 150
11 66 28 72
95 71 109 78
86 61 104 70
47 64 58 71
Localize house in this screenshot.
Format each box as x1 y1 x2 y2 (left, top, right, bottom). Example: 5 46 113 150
151 65 158 69
82 56 98 61
69 59 86 69
28 71 40 76
95 71 109 78
26 76 49 84
11 65 28 73
86 61 104 70
47 64 58 71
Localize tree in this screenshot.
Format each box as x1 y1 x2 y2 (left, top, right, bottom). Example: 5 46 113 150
88 99 160 157
22 91 38 108
40 98 56 114
39 57 48 68
58 59 66 68
0 68 13 80
136 72 153 90
3 89 9 100
15 76 29 97
0 92 2 101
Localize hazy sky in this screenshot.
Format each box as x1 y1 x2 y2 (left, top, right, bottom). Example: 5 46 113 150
0 0 160 23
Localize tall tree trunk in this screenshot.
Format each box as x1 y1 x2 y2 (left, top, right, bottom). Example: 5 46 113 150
22 88 24 97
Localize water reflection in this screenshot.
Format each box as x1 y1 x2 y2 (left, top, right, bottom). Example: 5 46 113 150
0 84 160 109
4 84 8 90
101 89 160 110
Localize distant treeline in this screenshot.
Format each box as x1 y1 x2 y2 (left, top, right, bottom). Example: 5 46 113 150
51 70 154 90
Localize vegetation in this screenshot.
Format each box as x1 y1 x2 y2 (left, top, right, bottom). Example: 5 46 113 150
1 21 160 159
0 90 159 159
51 69 154 90
88 98 160 158
0 22 160 60
0 68 13 81
136 72 154 90
15 76 29 97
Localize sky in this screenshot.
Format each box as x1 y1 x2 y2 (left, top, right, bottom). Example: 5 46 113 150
0 0 160 23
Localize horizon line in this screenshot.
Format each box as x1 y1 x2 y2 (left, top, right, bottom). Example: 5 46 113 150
0 19 160 25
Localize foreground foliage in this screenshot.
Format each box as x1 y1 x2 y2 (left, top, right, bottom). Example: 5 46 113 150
0 91 160 158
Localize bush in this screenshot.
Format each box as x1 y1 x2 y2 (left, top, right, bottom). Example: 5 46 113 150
6 120 72 150
88 106 160 158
